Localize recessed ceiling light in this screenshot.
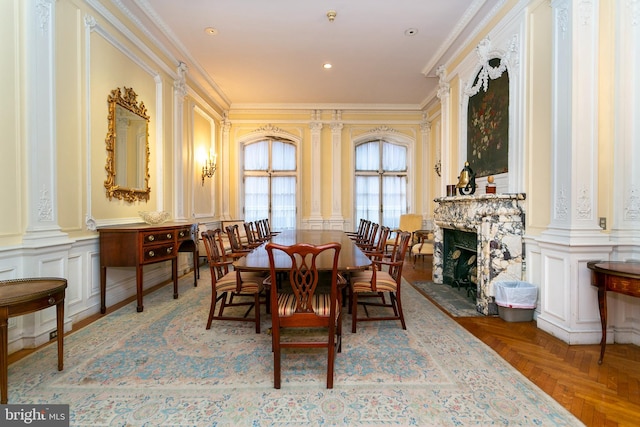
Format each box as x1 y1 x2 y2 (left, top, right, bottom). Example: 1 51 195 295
405 28 418 36
204 27 218 36
323 63 332 69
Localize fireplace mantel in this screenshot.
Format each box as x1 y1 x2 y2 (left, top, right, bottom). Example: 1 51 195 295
433 193 526 315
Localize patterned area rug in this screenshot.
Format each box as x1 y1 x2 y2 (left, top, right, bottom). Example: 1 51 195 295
8 270 582 426
411 281 484 317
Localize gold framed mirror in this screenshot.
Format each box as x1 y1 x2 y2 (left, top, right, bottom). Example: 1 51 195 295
104 87 151 202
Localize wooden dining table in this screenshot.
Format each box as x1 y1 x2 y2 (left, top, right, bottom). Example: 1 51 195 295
233 229 372 273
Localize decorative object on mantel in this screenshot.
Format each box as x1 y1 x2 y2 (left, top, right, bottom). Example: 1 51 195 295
456 161 476 195
138 211 170 225
446 184 456 197
486 175 496 194
434 159 441 177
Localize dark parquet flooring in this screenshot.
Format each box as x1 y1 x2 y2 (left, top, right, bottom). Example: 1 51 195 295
406 256 640 427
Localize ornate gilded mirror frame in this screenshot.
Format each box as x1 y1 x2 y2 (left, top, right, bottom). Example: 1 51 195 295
104 87 151 202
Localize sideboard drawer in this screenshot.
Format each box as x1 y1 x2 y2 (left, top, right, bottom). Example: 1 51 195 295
142 243 175 262
142 231 175 245
176 226 194 241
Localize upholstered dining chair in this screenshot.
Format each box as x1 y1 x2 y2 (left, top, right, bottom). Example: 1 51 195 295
264 241 345 389
411 230 434 267
385 213 423 253
350 231 412 333
201 229 264 333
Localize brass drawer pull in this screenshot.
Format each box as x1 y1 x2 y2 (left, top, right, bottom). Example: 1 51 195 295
166 233 172 239
48 297 56 305
166 247 173 254
148 250 155 257
148 235 155 242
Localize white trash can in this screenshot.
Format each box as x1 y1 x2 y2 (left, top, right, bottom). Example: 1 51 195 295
494 281 538 322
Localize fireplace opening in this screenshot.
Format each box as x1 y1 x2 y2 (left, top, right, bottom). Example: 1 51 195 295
443 229 478 295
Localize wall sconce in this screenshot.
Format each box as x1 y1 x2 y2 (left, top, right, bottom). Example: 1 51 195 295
201 149 217 186
434 159 441 177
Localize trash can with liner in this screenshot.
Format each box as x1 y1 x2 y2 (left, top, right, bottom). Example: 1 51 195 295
494 281 538 322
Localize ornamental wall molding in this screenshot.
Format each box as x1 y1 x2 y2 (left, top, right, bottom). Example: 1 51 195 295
464 35 518 98
368 125 398 135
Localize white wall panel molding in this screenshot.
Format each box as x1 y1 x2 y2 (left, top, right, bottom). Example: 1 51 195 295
611 0 640 249
22 0 69 246
83 13 163 230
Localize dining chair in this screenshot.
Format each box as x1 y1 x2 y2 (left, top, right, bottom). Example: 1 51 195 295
264 241 345 389
385 213 423 253
348 219 370 242
358 225 391 258
350 231 412 333
345 218 366 238
354 222 379 249
201 229 264 333
244 221 268 246
225 224 258 258
411 230 434 267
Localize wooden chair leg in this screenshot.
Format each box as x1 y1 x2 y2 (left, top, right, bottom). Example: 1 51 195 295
351 292 358 333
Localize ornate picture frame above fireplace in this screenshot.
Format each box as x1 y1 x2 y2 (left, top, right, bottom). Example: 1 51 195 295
466 57 509 178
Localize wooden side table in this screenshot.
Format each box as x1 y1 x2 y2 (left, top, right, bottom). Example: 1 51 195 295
587 261 640 364
0 277 66 404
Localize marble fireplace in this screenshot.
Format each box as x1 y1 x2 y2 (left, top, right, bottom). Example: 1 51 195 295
433 193 526 315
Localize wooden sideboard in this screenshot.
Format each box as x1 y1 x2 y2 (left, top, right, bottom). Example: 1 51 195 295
98 222 198 313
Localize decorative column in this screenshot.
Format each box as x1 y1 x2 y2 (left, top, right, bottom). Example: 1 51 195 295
329 110 344 230
420 116 432 222
22 0 68 246
220 112 232 220
537 0 611 344
308 110 324 229
173 62 188 220
436 66 452 193
611 0 640 254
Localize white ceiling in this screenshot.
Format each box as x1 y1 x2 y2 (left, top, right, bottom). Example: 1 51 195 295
117 0 502 110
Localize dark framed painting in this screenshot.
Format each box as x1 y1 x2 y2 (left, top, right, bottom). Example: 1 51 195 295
466 58 509 177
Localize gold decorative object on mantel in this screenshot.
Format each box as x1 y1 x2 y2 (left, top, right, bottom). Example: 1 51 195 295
456 161 476 195
104 87 151 203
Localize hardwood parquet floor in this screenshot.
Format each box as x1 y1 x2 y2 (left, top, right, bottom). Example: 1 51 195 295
406 256 640 427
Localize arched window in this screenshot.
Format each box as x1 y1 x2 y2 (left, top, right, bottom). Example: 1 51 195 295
354 139 408 229
243 138 297 230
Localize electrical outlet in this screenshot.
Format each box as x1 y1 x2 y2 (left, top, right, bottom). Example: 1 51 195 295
599 217 606 230
49 330 57 340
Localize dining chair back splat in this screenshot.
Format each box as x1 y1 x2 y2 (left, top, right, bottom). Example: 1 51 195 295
225 224 255 258
201 229 264 333
265 241 345 389
350 231 412 333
